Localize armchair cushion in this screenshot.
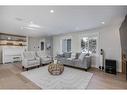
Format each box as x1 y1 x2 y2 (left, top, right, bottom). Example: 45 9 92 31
36 51 52 64
27 58 35 61
22 51 40 69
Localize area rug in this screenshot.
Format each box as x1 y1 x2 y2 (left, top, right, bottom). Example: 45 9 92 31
21 65 93 89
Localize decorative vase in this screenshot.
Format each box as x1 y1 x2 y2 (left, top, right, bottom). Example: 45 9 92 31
54 60 57 64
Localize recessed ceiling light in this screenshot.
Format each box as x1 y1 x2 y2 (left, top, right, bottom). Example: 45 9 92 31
50 10 54 13
101 22 105 24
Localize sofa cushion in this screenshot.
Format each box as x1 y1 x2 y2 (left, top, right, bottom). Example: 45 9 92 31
75 53 81 59
27 57 35 61
56 54 64 58
63 52 71 58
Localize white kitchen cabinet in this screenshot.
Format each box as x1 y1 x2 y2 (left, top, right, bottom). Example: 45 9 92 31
2 46 24 64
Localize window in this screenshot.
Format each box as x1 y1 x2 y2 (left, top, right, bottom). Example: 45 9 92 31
89 39 97 53
81 37 97 54
67 39 71 52
62 38 71 52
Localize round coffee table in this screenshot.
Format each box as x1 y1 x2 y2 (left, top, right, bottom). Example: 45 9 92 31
48 63 64 75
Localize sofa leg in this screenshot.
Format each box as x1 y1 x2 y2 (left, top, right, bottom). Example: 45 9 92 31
22 66 24 69
26 68 28 71
85 69 87 71
38 65 39 68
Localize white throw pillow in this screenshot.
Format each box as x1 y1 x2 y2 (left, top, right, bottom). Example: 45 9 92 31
78 53 85 61
23 52 35 61
71 53 76 59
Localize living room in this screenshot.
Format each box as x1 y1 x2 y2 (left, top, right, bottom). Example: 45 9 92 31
0 5 127 91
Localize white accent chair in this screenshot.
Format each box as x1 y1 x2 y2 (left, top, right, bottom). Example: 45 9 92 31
22 51 40 70
36 51 52 65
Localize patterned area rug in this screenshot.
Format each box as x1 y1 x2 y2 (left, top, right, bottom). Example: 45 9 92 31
21 65 93 89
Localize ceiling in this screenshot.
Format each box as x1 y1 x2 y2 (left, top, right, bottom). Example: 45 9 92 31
0 6 126 37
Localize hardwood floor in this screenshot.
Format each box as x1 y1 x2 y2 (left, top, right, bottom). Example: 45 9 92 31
87 68 127 89
0 63 40 89
0 63 126 89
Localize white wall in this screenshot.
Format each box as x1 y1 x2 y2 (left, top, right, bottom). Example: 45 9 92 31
28 37 45 51
53 24 121 72
99 25 121 72
0 47 2 63
28 37 53 56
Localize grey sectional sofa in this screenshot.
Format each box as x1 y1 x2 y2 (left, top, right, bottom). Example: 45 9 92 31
56 52 91 71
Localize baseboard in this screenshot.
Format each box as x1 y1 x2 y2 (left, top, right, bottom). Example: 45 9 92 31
91 65 98 68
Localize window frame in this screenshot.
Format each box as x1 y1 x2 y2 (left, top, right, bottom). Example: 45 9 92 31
81 36 98 54
60 36 72 53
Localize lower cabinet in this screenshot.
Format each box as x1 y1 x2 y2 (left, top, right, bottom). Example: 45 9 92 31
2 47 24 64
3 55 22 64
